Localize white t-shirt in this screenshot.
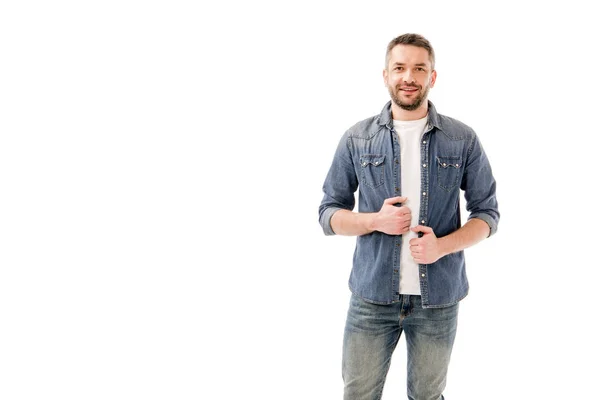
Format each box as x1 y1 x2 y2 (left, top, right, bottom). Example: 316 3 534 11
393 116 428 295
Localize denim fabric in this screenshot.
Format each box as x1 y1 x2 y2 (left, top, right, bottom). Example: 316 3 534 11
343 294 458 400
318 101 499 307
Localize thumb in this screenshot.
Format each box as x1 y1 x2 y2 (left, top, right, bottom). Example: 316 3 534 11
411 225 433 234
384 196 407 205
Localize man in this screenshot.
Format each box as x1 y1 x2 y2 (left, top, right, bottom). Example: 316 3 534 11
318 33 499 400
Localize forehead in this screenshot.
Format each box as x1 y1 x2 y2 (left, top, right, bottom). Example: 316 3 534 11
388 44 432 68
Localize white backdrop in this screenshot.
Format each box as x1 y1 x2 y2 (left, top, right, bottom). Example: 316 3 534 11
1 1 598 399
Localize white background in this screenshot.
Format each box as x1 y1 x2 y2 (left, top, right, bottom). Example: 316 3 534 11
1 1 599 399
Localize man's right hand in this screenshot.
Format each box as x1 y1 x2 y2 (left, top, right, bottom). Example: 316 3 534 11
371 196 412 235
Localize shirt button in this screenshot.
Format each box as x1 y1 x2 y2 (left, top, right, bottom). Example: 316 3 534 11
362 162 366 166
421 220 425 224
422 192 427 196
422 140 426 144
395 187 400 192
442 162 447 167
422 163 427 168
421 274 425 277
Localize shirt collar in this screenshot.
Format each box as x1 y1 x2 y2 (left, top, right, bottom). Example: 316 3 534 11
377 100 442 132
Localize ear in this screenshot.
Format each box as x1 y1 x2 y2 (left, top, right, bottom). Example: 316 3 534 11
430 70 437 88
382 68 389 87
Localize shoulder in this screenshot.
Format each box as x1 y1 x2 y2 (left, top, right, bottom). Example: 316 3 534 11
344 114 386 141
435 113 477 141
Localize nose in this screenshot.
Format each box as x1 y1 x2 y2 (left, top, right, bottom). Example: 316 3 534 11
403 71 416 84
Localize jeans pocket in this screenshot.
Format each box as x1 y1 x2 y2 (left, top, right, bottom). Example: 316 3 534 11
360 154 385 189
436 156 462 191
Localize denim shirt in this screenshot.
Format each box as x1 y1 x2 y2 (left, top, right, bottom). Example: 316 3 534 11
318 101 499 308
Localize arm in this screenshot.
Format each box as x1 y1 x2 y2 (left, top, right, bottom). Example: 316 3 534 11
318 134 358 236
331 196 412 236
438 218 490 254
461 133 499 236
409 218 490 264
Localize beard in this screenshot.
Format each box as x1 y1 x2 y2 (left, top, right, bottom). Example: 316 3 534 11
388 83 430 111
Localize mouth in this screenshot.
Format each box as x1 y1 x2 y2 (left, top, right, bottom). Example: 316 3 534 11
399 86 419 94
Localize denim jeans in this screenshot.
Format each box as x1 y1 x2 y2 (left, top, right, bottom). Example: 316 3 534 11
342 294 459 400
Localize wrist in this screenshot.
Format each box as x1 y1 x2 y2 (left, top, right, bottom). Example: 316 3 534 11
363 213 377 234
438 235 453 257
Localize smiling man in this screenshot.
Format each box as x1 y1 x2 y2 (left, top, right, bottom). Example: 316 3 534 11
318 34 500 400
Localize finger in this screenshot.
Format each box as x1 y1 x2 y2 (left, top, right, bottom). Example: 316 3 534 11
384 196 407 205
411 225 433 234
398 219 411 229
397 214 411 222
395 209 411 218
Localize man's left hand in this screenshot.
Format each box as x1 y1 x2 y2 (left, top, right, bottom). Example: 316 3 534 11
409 226 444 264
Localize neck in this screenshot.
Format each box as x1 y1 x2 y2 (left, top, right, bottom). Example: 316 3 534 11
391 101 429 121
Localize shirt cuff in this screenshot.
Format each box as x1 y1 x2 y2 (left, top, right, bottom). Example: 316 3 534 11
320 207 343 236
468 213 498 237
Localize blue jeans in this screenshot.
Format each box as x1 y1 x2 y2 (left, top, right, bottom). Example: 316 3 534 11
342 294 459 400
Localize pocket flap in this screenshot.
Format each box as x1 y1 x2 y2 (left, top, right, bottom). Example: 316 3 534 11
436 156 462 169
360 154 386 167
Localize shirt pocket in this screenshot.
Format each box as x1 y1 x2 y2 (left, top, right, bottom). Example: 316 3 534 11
436 156 462 191
359 154 386 189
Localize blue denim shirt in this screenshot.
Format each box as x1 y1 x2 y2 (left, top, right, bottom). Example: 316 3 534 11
319 101 499 308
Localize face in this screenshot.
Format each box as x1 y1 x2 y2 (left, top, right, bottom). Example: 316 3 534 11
383 45 436 111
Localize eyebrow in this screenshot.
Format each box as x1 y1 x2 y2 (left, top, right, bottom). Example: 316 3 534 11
392 62 428 67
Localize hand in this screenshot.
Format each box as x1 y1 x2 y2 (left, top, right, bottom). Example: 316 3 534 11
409 226 444 264
372 196 412 235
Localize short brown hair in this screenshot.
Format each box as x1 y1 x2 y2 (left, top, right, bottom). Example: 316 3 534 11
385 33 435 70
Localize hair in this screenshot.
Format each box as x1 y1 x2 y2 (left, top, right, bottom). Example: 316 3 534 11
385 33 435 70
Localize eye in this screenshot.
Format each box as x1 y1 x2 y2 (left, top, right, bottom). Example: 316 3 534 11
395 66 404 71
416 67 425 72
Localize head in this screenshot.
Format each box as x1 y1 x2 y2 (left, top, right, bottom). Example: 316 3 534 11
383 34 437 113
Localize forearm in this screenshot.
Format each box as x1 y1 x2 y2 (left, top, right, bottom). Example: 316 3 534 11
438 218 490 256
330 209 376 236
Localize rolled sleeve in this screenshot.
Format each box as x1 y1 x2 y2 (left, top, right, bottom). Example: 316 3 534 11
468 212 497 237
319 206 342 236
318 134 358 236
462 134 500 238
